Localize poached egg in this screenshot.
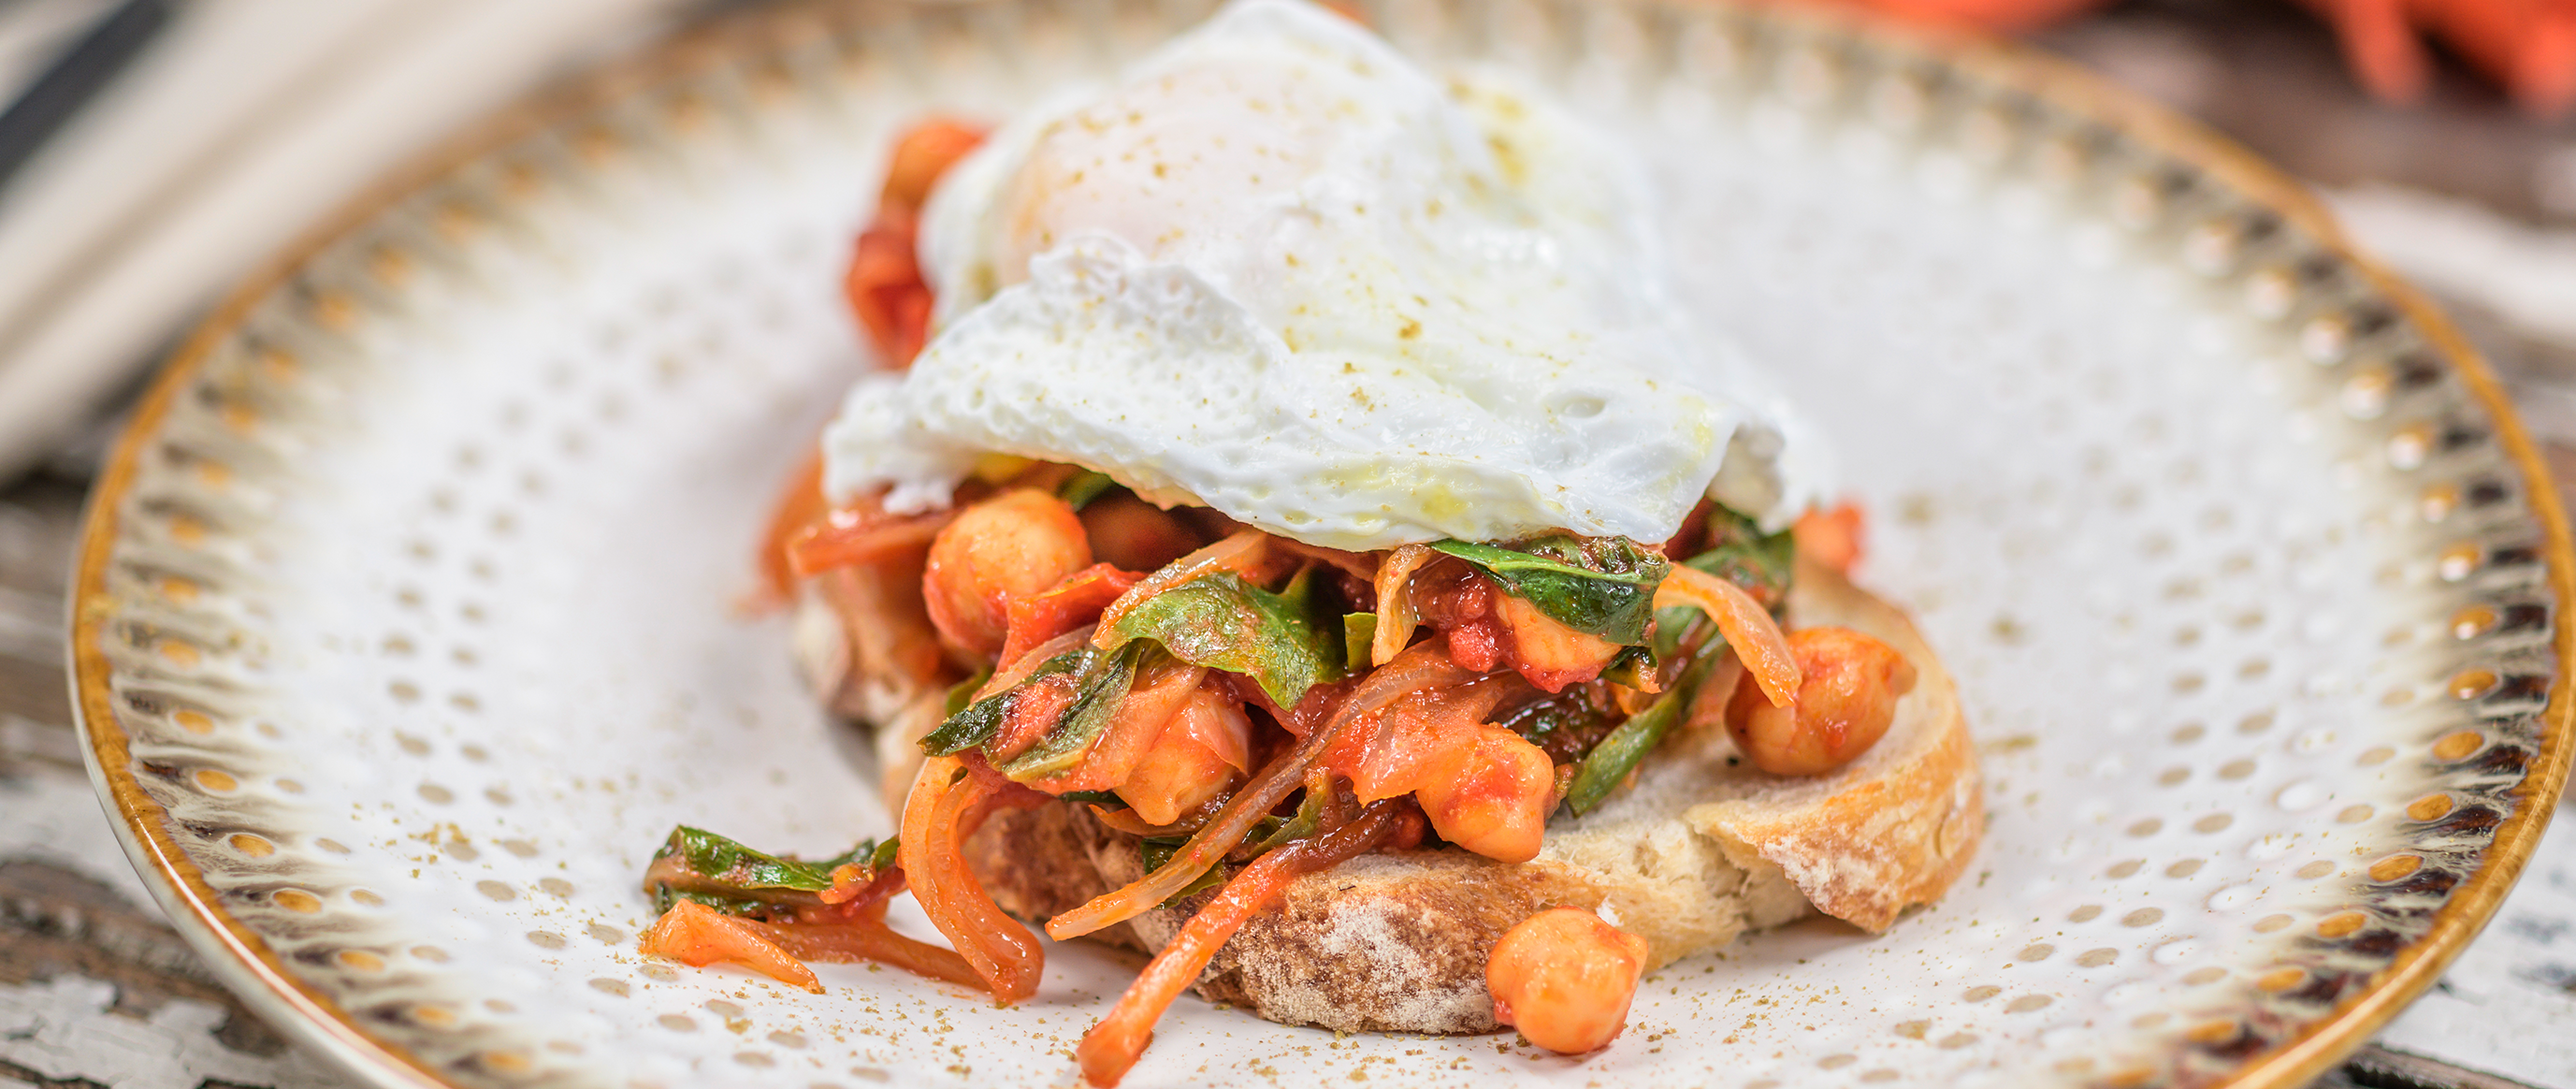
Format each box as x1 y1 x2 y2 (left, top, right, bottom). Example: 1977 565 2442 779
823 0 1825 551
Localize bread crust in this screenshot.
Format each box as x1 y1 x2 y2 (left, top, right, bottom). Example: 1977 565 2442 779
965 562 1980 1034
1685 556 1982 932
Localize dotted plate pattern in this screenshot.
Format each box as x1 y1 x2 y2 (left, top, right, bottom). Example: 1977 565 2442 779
67 1 2573 1088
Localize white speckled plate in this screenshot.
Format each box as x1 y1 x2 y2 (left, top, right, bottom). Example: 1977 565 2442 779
69 1 2575 1087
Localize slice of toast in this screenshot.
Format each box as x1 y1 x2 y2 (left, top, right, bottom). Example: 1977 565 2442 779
969 559 1982 1035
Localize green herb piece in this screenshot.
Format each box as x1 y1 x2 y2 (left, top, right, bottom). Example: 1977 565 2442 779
1140 838 1229 906
1058 790 1124 806
1253 785 1337 853
643 826 897 917
920 647 1088 756
1599 644 1658 690
1059 470 1118 511
994 644 1147 782
1341 612 1378 670
1104 568 1344 707
1648 606 1702 660
943 666 992 718
1429 535 1669 644
1563 654 1720 816
1685 505 1795 609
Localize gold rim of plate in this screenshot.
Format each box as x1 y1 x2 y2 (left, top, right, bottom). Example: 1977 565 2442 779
65 2 2575 1087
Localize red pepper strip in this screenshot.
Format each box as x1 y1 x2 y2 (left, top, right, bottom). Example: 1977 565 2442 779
638 900 823 994
786 506 951 579
900 755 1050 1003
1046 642 1461 940
1074 801 1420 1087
845 211 935 368
755 451 830 603
987 675 1078 764
880 119 987 214
752 916 986 991
846 120 985 367
1654 565 1801 708
1001 563 1143 667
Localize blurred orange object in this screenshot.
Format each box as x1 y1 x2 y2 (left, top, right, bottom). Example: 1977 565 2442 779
1806 0 2576 118
2310 0 2576 117
1790 0 2101 32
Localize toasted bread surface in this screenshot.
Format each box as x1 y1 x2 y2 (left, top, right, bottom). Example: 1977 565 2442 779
966 562 1980 1034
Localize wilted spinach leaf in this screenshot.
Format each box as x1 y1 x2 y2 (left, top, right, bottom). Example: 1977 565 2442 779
919 648 1087 757
1430 535 1669 644
1104 568 1344 706
1059 470 1118 511
643 826 898 917
1563 653 1720 816
994 642 1147 781
1685 505 1794 609
1139 837 1230 906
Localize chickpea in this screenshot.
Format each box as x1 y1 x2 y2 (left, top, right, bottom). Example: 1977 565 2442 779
1078 492 1203 573
1495 592 1620 692
1117 688 1252 825
921 490 1093 657
1486 908 1650 1054
1724 626 1917 776
1412 727 1555 863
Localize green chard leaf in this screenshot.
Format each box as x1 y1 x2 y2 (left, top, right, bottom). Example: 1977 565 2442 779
1563 653 1722 816
943 666 992 718
1649 605 1703 660
643 826 896 917
1685 505 1795 608
1599 644 1659 690
1139 838 1231 906
1430 535 1670 645
1341 612 1378 672
1104 568 1345 707
993 643 1148 782
1247 781 1336 854
1058 470 1118 511
919 648 1087 757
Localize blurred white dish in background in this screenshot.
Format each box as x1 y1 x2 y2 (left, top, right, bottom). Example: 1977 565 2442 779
0 0 692 481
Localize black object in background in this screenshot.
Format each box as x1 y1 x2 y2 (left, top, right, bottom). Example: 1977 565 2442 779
0 0 171 196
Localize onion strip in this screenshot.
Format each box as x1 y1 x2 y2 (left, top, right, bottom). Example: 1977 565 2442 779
753 917 985 990
1654 564 1800 707
899 756 1047 1003
1074 801 1416 1087
1369 544 1438 666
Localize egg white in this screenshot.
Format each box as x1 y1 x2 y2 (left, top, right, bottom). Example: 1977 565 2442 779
823 0 1827 549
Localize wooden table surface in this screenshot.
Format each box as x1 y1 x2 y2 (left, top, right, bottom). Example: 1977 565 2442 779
4 1 2574 1087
